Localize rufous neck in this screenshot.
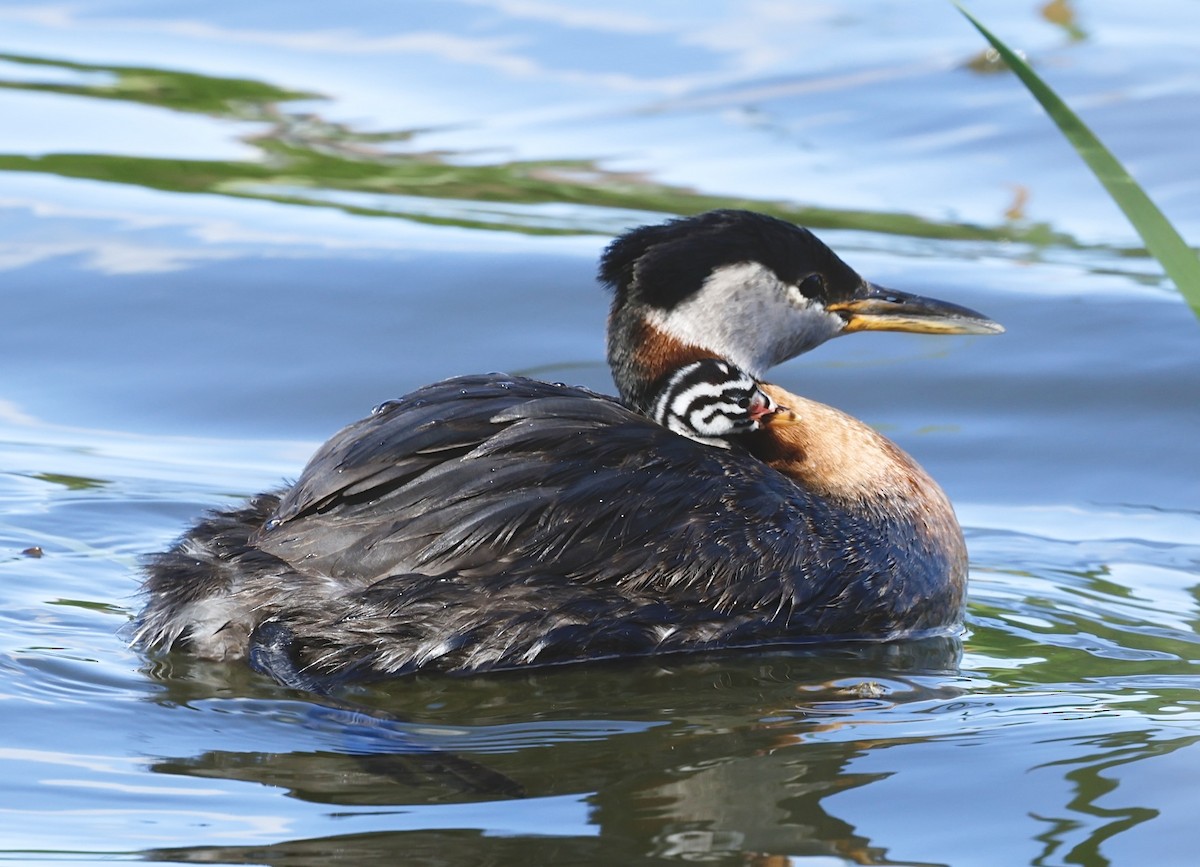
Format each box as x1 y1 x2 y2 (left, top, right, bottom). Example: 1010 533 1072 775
608 315 722 413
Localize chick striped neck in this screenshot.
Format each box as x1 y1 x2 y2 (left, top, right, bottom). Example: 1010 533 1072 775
649 359 777 449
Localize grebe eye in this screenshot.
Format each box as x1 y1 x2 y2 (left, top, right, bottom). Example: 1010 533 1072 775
738 397 750 408
797 273 825 297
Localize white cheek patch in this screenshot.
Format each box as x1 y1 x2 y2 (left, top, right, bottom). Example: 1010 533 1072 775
645 262 845 375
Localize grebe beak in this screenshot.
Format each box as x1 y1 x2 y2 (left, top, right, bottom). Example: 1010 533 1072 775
826 283 1004 336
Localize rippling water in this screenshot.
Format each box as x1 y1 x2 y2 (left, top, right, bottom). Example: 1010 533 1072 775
3 2 1199 865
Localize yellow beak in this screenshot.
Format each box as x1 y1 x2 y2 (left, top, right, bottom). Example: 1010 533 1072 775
827 283 1005 335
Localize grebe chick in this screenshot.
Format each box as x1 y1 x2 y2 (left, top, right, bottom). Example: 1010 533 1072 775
136 209 1003 684
649 359 779 448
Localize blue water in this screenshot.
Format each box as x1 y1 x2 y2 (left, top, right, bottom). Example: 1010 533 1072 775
2 2 1199 864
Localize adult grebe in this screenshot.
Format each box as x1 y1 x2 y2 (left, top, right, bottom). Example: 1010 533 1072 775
137 209 1001 685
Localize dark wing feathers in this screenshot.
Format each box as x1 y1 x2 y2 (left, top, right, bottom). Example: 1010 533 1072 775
272 568 774 679
142 371 963 676
238 373 938 677
487 394 632 425
256 374 824 594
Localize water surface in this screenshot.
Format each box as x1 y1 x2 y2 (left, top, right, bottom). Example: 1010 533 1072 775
2 2 1199 865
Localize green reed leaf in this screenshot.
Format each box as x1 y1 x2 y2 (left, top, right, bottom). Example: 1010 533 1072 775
956 3 1200 320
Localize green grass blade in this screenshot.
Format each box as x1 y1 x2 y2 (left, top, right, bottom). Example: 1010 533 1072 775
956 3 1200 320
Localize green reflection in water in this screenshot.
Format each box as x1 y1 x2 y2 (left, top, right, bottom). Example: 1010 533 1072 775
29 471 109 490
1033 728 1195 866
0 51 314 115
48 598 127 614
0 51 1083 245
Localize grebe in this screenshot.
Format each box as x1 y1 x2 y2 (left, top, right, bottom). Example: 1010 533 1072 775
137 209 1002 685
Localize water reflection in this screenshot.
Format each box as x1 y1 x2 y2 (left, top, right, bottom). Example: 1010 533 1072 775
142 638 962 864
2 2 1199 863
1034 727 1198 866
0 50 1077 245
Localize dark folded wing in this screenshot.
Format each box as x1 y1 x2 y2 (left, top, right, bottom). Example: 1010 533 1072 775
255 373 837 611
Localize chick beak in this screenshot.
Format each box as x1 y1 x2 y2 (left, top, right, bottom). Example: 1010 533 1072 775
826 283 1005 336
749 389 801 430
747 389 778 425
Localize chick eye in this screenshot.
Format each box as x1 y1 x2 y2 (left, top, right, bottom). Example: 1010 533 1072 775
737 396 750 409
